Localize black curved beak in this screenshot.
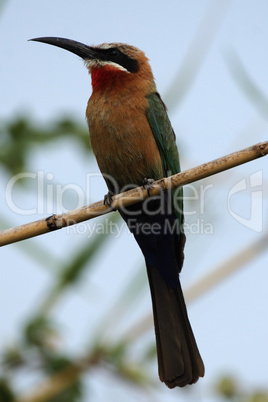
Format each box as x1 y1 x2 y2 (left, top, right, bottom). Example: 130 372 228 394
29 37 98 60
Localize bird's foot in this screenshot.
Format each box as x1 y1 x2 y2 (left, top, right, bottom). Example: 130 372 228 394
143 178 155 197
104 190 115 211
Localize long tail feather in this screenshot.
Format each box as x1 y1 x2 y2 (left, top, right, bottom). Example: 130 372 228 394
146 263 204 388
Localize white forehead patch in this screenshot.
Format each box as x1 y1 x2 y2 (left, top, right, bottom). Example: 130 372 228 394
97 43 123 49
84 59 129 72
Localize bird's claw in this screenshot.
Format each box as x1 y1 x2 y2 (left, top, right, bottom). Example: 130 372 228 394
104 190 115 210
143 178 155 197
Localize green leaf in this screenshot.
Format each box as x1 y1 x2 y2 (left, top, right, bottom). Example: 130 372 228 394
38 213 121 314
1 347 25 370
249 393 268 402
216 375 237 399
23 316 58 350
44 356 83 402
0 116 91 176
0 378 15 402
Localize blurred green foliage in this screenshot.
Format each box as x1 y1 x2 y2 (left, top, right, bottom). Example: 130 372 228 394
44 356 83 402
215 375 268 402
0 116 90 176
0 378 15 402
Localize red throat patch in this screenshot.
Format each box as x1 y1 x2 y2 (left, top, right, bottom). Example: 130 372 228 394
90 65 127 91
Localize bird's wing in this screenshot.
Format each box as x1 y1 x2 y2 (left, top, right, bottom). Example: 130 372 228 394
146 92 181 177
146 92 183 228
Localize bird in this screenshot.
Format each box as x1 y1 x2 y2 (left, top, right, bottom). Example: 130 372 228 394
30 37 205 388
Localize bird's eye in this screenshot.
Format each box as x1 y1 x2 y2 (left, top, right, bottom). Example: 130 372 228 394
109 48 119 57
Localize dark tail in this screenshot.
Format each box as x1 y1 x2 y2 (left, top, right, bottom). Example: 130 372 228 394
119 194 204 387
146 263 205 388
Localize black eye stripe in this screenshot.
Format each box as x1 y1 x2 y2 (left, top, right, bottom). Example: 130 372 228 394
108 48 120 57
95 47 139 73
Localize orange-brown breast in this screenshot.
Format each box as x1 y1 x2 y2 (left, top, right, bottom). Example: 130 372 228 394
86 66 163 193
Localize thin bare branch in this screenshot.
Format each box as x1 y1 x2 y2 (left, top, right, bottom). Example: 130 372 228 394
1 141 267 247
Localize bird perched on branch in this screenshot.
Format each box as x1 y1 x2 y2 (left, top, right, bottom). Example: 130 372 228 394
30 37 204 388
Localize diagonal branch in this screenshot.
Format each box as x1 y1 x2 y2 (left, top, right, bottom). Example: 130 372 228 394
1 141 267 247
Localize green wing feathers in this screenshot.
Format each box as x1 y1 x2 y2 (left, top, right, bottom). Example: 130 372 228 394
146 92 181 176
146 92 184 229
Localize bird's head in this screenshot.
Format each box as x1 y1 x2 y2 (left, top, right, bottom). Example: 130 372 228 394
30 37 155 93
